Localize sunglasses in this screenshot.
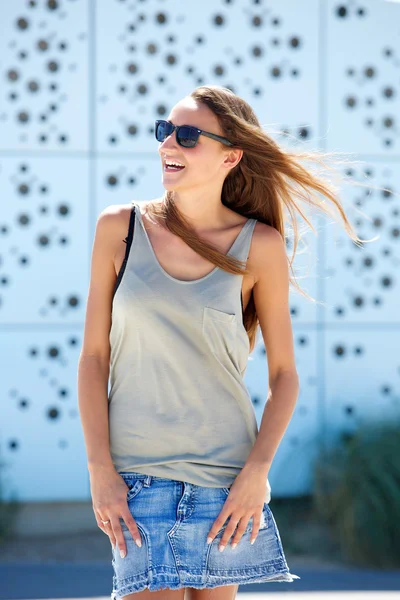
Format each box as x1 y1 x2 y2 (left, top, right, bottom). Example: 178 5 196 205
155 119 234 148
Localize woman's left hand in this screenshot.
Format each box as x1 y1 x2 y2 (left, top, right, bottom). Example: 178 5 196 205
206 468 269 551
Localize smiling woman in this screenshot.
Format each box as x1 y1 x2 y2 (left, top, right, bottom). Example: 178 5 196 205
78 84 387 599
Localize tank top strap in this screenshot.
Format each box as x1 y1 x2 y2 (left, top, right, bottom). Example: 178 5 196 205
229 217 257 264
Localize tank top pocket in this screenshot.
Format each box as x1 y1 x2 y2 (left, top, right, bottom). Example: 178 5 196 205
202 306 238 368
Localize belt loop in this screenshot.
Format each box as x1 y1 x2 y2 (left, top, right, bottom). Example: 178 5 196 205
144 475 152 487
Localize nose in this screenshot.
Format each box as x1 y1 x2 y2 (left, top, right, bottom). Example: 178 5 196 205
158 130 179 153
158 136 180 155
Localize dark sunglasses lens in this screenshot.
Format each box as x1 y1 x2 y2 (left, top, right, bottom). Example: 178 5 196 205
155 120 173 142
177 126 198 148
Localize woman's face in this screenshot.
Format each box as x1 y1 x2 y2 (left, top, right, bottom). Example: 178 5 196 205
157 98 240 193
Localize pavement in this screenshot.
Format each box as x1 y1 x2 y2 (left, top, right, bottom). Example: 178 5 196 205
0 531 399 599
1 558 400 599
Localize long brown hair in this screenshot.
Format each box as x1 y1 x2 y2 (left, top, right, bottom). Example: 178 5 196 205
147 85 394 353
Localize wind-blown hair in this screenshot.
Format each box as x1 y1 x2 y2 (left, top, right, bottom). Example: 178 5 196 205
147 85 391 353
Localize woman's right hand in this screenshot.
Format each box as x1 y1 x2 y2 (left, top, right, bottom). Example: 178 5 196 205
89 465 143 557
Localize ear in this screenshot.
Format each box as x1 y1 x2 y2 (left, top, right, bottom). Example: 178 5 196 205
223 148 243 170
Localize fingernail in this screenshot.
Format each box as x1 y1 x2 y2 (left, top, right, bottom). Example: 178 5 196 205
135 538 142 548
250 539 255 545
206 537 213 544
231 542 237 549
218 545 225 552
120 549 126 558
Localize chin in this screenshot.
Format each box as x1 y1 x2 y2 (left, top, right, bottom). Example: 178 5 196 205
161 180 182 191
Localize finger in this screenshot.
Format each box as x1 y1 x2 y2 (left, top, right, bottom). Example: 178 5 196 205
218 519 241 551
121 508 143 548
108 528 116 548
230 517 254 548
206 508 231 544
249 513 261 545
96 515 112 535
96 517 116 549
110 517 128 558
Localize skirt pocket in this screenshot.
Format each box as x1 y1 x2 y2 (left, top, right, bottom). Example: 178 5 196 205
120 474 145 502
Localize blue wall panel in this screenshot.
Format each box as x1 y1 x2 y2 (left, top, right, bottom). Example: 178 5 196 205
0 0 399 503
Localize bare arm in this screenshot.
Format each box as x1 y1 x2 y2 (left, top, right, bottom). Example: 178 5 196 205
244 224 300 475
77 206 120 473
77 203 144 554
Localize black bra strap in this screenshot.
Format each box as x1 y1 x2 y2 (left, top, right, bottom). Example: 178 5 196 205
113 204 136 297
123 203 136 247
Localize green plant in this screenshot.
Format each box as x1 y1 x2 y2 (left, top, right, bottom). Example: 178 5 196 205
313 422 400 568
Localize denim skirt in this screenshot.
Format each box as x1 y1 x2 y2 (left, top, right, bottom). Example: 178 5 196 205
110 471 300 597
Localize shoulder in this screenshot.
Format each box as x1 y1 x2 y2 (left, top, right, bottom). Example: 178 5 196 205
97 201 135 224
250 221 287 284
92 202 137 263
95 201 136 236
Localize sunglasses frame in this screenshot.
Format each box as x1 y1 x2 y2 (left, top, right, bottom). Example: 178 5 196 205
155 119 234 148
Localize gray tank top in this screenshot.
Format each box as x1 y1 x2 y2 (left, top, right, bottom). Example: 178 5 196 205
108 200 271 502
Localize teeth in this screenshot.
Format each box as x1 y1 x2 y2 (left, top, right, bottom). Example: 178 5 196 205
166 161 184 167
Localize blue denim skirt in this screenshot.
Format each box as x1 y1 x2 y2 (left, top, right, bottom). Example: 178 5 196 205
110 471 300 597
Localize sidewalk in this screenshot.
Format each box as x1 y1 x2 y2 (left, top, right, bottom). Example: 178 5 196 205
1 558 400 599
1 531 399 598
1 555 400 599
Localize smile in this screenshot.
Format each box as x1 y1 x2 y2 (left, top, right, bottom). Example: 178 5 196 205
164 164 186 172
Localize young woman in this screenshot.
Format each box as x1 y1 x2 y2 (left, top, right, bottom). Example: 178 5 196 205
78 85 372 599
